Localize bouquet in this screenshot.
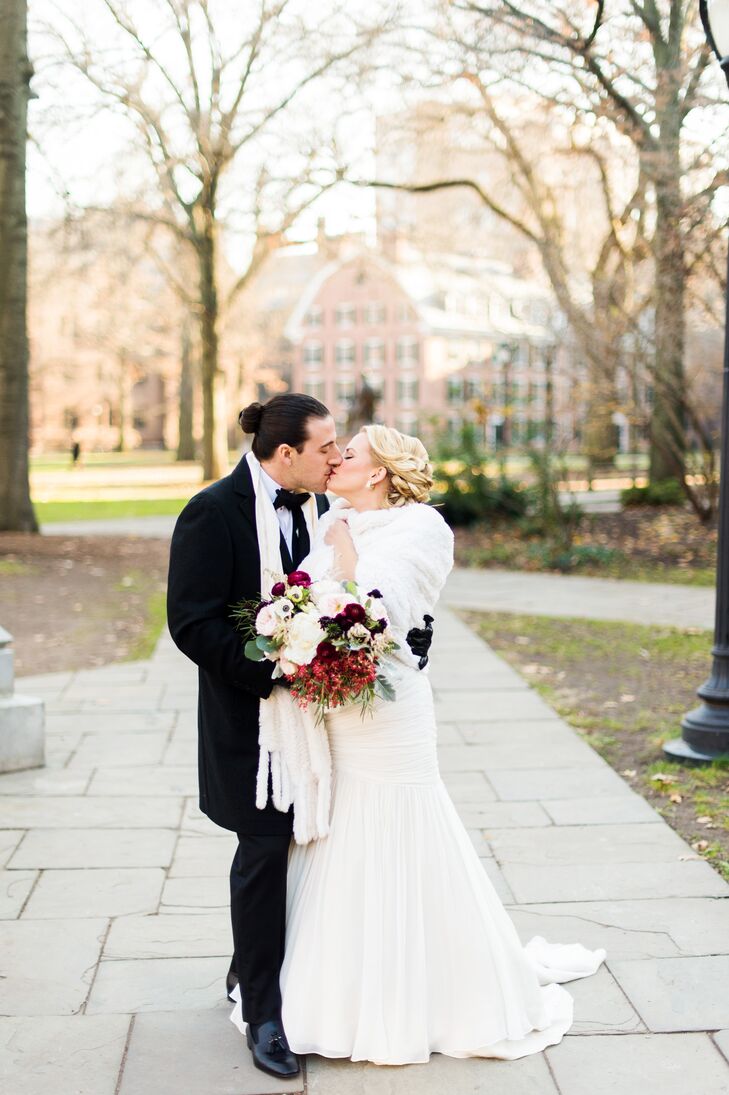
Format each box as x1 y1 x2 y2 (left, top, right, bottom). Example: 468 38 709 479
230 570 399 722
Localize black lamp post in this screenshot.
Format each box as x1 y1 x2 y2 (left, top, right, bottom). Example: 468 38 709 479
663 0 729 763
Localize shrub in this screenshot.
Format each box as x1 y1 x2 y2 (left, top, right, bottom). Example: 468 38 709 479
430 424 527 527
526 542 622 573
621 478 685 507
520 447 584 549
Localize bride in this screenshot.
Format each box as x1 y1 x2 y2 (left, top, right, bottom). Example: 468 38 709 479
233 423 606 1066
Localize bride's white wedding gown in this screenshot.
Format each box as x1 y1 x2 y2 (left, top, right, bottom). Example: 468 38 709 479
231 499 606 1065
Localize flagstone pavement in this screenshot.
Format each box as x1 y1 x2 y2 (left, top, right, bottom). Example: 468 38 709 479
2 608 729 1095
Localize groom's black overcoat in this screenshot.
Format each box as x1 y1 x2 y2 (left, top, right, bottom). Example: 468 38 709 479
167 456 329 834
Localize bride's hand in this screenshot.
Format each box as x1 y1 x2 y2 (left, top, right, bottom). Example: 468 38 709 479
324 519 357 581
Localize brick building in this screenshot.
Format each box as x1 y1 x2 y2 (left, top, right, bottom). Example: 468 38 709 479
262 237 576 447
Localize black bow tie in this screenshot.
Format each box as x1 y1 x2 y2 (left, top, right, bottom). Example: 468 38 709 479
274 488 310 511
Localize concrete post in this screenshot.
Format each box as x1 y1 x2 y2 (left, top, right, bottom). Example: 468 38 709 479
0 626 44 773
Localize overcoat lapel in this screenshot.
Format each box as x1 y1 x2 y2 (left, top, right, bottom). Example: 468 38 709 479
231 455 257 538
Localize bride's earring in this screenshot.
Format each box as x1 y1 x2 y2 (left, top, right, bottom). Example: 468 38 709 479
365 479 375 490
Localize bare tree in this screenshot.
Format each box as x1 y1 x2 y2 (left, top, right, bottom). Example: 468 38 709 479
366 0 728 500
0 0 37 531
44 1 385 479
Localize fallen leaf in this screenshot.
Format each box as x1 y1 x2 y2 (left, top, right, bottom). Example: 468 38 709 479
669 793 683 803
622 769 637 778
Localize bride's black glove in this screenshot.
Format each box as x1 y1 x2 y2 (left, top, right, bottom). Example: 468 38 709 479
406 614 434 670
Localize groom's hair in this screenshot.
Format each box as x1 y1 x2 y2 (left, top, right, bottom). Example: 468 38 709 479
239 393 330 460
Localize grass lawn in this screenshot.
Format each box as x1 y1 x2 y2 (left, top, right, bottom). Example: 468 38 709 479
35 498 189 523
462 610 729 883
124 586 168 661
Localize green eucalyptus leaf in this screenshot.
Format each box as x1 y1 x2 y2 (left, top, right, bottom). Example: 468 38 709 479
244 639 265 662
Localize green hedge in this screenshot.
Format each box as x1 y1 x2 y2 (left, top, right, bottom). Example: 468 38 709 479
621 478 685 507
430 425 528 527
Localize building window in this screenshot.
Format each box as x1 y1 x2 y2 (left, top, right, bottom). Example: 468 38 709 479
303 379 325 401
364 338 385 367
396 413 417 434
464 376 483 400
335 340 355 367
396 301 412 323
303 341 323 368
397 377 419 404
335 378 356 406
396 337 419 367
446 377 464 405
364 301 386 325
335 302 356 327
304 306 323 327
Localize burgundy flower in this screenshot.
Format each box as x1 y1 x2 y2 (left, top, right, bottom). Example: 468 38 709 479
287 570 312 587
271 582 286 597
369 617 387 634
343 602 366 623
316 640 337 662
367 588 383 599
334 612 354 632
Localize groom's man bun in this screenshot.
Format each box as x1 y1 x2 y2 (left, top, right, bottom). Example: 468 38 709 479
239 402 264 433
239 392 330 460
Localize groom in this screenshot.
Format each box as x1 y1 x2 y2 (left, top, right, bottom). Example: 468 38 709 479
167 393 433 1079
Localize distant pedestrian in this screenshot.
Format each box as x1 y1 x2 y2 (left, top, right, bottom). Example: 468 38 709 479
70 440 81 467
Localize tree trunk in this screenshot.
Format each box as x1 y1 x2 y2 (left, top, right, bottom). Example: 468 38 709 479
176 313 195 461
583 337 619 466
544 348 554 446
115 349 132 452
649 78 686 484
0 0 37 532
197 215 228 481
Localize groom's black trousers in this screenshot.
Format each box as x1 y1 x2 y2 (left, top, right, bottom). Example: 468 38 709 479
230 830 292 1025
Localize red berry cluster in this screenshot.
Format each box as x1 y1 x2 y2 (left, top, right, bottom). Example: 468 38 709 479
289 648 378 712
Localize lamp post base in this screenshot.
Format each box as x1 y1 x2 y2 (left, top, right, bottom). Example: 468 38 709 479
662 735 729 764
663 700 729 765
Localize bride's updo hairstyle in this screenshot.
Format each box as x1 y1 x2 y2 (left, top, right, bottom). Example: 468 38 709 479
361 424 434 507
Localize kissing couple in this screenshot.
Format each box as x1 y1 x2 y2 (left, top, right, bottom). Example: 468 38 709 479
167 393 605 1077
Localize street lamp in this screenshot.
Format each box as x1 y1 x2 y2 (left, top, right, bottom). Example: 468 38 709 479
663 0 729 763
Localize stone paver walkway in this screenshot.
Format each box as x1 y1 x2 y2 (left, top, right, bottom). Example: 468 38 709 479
42 515 180 538
444 567 715 630
2 611 728 1094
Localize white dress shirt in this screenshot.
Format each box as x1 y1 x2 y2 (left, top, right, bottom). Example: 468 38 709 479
258 464 293 554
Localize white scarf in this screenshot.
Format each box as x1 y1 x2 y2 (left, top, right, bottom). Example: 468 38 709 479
245 450 332 844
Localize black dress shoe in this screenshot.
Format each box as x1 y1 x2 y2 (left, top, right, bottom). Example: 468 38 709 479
225 964 238 1004
246 1018 300 1078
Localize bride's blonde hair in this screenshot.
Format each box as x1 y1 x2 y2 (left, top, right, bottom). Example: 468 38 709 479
361 424 434 507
